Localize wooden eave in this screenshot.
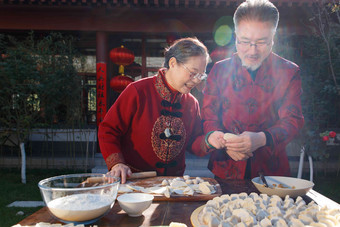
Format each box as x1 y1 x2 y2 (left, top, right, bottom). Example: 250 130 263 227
0 0 325 8
0 0 323 35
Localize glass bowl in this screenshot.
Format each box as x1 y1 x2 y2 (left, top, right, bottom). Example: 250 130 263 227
38 173 120 225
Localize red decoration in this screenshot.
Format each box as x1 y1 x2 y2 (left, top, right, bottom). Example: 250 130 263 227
110 75 134 93
329 131 337 138
109 45 135 93
96 62 107 126
166 34 177 45
322 136 330 141
110 45 135 74
210 47 233 62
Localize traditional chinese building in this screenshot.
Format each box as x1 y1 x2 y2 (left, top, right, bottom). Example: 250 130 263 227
0 0 322 124
0 0 330 171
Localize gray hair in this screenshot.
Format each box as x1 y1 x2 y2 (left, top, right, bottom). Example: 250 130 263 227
163 37 209 68
233 0 279 31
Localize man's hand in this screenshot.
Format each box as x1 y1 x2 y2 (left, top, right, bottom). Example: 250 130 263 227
108 163 132 184
207 131 227 149
224 131 266 154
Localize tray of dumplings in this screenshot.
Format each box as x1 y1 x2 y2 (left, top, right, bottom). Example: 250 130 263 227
118 175 222 201
191 192 340 227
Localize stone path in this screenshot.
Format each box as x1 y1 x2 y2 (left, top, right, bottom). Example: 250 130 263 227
7 201 44 207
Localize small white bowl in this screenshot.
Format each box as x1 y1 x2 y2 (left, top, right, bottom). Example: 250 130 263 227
252 176 314 198
117 193 154 217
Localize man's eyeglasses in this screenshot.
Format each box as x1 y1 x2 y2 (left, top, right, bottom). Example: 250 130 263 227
236 38 271 49
179 61 207 81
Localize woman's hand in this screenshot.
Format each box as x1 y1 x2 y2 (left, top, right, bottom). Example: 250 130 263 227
207 131 226 149
108 163 132 184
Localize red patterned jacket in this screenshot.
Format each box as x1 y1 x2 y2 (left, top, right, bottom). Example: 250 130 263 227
202 53 304 179
99 69 208 176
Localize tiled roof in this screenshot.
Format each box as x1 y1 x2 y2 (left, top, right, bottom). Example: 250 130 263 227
0 0 322 8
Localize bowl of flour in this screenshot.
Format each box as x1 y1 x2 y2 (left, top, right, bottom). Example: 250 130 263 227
38 173 120 225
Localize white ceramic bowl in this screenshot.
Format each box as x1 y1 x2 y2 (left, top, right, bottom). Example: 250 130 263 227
117 193 154 217
38 173 120 225
252 176 314 198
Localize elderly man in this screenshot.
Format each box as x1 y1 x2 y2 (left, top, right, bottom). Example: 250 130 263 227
203 0 304 179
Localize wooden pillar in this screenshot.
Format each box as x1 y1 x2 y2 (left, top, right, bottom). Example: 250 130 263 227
96 31 108 126
141 36 147 78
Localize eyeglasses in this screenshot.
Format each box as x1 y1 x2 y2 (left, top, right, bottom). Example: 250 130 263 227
179 61 207 81
236 38 271 49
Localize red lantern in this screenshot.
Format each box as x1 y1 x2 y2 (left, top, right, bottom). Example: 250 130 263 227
210 47 233 62
110 45 135 74
110 75 134 93
166 34 177 45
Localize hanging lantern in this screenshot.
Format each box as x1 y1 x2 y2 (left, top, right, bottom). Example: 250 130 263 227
166 34 177 45
110 45 135 75
110 74 134 93
210 46 233 62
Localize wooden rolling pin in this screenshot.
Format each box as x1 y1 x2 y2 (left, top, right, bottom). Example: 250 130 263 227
85 171 157 184
128 171 157 179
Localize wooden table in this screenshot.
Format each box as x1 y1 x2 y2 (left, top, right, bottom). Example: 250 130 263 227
17 179 340 227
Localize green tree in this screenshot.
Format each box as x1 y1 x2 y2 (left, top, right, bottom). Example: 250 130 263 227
0 32 83 183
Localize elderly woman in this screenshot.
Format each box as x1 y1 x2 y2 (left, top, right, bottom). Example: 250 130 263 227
99 37 210 183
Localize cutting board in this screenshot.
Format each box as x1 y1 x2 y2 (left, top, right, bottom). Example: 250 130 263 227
119 176 222 201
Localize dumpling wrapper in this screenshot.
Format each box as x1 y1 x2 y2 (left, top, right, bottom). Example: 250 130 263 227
142 186 167 194
170 180 188 189
126 184 145 192
223 133 239 141
183 186 194 196
118 184 133 193
173 189 184 195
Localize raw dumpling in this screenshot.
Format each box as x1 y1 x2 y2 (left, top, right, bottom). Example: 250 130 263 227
161 179 169 186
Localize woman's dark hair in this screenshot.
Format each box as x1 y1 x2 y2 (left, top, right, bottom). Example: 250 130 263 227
163 37 209 68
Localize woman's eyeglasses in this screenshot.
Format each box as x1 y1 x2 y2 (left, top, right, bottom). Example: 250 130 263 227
179 62 207 81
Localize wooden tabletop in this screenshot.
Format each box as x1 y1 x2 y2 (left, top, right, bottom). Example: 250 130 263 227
17 179 340 227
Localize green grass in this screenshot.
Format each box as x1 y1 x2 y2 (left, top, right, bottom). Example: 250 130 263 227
0 168 84 227
312 173 340 203
1 169 339 227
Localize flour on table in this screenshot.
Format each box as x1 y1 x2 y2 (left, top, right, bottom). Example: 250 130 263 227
47 194 113 222
118 184 133 193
